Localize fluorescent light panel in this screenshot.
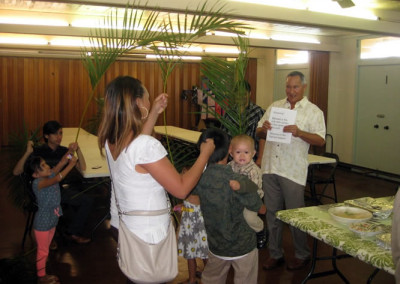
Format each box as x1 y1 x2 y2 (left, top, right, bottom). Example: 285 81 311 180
207 30 320 45
0 34 250 56
0 34 100 47
156 45 203 53
204 47 240 54
0 34 48 45
50 38 99 47
0 17 69 26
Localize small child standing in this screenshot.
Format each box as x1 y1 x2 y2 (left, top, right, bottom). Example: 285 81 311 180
192 128 266 284
25 152 77 284
228 134 267 249
177 192 208 284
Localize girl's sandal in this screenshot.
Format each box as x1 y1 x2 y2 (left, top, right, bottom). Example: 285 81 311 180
38 274 60 284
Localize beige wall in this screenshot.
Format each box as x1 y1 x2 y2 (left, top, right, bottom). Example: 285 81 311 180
253 48 275 109
327 37 359 164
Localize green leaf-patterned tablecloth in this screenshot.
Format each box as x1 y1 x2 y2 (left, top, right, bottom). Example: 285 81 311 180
276 198 395 275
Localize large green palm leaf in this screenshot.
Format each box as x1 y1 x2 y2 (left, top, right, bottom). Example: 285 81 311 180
78 2 162 138
79 1 248 140
200 36 251 137
167 1 246 44
81 4 161 87
149 0 249 86
148 1 248 163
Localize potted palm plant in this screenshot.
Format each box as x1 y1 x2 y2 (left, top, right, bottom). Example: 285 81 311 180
199 36 252 135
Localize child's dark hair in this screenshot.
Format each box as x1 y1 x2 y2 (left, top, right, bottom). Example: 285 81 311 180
24 155 43 184
21 155 41 209
197 128 230 164
43 120 62 143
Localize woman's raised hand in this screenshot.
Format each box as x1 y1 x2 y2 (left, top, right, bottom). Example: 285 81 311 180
141 93 168 136
152 93 168 114
199 138 215 157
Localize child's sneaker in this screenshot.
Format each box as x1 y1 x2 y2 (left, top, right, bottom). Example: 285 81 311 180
256 228 268 249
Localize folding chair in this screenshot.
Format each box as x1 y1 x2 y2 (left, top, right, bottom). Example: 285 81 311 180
307 134 340 204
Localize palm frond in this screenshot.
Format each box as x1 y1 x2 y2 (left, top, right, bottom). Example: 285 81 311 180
149 1 248 162
200 36 251 136
0 122 42 210
78 0 250 165
85 97 104 135
81 3 162 88
149 40 183 91
78 2 163 138
171 1 248 45
8 122 41 151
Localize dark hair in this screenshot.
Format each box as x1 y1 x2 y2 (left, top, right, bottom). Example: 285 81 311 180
20 156 41 210
24 155 44 184
43 120 62 143
197 128 230 164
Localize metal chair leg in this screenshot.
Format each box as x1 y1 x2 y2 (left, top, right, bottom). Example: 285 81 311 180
333 180 338 202
21 211 35 250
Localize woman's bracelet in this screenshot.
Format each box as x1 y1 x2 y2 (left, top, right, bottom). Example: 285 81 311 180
59 173 63 180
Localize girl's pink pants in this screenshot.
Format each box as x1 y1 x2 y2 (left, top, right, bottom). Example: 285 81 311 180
34 227 56 277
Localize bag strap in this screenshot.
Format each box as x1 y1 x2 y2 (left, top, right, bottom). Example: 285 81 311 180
123 208 170 216
105 148 170 217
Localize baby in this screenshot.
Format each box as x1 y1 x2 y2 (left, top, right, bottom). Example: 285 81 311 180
228 134 267 249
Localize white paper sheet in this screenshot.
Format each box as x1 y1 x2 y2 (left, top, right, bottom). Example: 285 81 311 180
266 107 297 144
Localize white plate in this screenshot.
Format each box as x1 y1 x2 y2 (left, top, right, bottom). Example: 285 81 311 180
349 222 384 237
328 206 372 224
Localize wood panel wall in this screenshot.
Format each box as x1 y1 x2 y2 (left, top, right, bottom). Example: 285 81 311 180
0 57 207 146
1 57 257 147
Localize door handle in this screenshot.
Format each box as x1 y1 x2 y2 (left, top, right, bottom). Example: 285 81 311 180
384 126 389 130
374 124 379 129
